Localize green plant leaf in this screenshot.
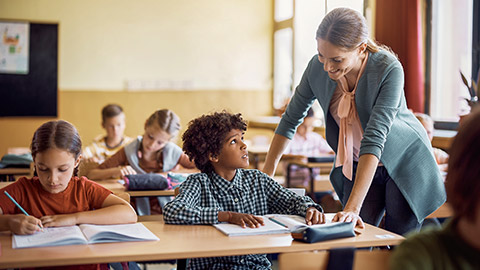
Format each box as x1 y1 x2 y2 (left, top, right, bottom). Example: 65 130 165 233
460 71 470 88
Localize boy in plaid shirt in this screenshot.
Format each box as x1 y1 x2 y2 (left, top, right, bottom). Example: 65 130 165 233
164 111 324 270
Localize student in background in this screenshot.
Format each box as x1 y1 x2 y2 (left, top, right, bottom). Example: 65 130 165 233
414 113 449 172
390 108 480 270
83 104 133 163
283 107 339 212
87 109 195 214
164 111 324 269
0 120 137 269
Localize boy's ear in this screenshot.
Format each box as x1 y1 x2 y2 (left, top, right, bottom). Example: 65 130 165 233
208 153 219 163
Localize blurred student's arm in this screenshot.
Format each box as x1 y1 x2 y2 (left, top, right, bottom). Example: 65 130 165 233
87 149 136 180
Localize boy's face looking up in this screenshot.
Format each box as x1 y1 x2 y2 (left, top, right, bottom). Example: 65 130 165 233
102 113 126 142
210 129 249 176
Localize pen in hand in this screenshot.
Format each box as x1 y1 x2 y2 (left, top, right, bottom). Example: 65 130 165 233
4 191 43 230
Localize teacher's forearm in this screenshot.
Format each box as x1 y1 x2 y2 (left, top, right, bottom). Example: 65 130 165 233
343 154 379 214
262 134 290 176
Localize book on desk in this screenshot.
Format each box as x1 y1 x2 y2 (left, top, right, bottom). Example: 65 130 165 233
214 213 356 243
12 223 159 249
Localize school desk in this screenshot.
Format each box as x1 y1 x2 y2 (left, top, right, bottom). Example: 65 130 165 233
286 160 334 200
0 217 403 268
0 167 32 182
94 179 178 198
248 116 325 134
247 145 306 169
431 129 456 151
249 116 455 151
0 179 176 198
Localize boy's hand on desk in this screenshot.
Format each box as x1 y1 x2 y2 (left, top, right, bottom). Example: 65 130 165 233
41 214 77 228
9 214 43 235
228 212 265 228
305 207 325 225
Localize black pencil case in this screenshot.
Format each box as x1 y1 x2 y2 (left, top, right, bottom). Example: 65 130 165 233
124 173 170 191
291 222 356 243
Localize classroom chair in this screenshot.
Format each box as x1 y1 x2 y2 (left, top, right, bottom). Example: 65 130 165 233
278 249 391 270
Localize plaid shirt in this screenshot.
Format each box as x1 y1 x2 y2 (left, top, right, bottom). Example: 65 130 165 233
163 169 322 270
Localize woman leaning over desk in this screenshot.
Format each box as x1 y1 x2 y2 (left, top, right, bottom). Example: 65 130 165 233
263 7 445 235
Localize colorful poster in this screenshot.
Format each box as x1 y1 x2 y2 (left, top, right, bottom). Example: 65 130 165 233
0 22 29 74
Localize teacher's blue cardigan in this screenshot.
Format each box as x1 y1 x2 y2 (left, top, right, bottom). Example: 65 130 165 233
276 50 446 223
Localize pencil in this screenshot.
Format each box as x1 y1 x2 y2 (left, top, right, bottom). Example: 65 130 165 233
269 217 288 228
4 191 43 229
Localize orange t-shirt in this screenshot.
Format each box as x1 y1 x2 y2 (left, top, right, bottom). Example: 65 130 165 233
0 176 111 217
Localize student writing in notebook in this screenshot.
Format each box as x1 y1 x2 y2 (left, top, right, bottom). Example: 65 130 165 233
0 120 137 269
390 108 480 270
163 111 324 270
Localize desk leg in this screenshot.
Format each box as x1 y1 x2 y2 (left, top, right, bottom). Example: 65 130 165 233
254 154 259 169
177 259 188 270
286 164 292 188
309 168 316 202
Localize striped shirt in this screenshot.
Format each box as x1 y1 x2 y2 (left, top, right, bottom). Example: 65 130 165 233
164 168 322 270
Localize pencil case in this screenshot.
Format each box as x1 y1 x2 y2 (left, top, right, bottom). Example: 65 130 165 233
124 173 170 190
291 222 355 243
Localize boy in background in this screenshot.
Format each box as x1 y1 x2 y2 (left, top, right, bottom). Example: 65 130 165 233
83 104 133 163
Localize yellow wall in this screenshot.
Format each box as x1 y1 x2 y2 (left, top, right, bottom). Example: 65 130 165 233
0 90 272 156
0 0 274 156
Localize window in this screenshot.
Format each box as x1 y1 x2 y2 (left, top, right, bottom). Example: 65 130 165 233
273 0 365 118
430 0 473 121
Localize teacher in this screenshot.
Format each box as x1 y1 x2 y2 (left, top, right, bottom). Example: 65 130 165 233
263 7 445 235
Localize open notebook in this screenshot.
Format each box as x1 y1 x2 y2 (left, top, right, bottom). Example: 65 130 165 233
13 223 159 249
214 213 353 236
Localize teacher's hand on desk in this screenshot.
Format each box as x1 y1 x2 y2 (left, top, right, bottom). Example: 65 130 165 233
332 210 365 229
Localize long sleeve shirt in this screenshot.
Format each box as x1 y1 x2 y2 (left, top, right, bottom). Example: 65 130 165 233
163 168 322 270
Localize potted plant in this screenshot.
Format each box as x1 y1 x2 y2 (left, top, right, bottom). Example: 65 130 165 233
459 70 480 121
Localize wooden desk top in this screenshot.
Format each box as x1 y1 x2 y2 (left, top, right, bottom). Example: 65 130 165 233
289 160 334 170
0 179 176 197
0 217 403 268
0 167 31 175
248 116 326 134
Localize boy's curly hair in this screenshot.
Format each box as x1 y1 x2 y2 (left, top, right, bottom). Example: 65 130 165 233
182 111 247 173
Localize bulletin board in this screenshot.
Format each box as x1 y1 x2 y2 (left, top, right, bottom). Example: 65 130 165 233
0 21 58 117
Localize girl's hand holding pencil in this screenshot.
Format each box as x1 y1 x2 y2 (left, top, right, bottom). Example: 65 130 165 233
4 191 43 235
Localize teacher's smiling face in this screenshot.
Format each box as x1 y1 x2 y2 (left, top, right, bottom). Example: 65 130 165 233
316 38 364 81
